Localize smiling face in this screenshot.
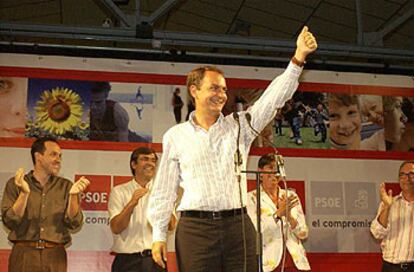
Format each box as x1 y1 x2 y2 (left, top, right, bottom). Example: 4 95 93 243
0 77 28 137
132 153 157 183
35 141 62 176
260 160 281 191
360 95 384 126
329 98 362 148
399 162 414 196
191 71 228 117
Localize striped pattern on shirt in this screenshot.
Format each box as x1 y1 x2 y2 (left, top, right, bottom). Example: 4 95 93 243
370 194 414 264
148 62 303 242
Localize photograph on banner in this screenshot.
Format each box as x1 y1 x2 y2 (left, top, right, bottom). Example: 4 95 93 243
383 96 414 151
0 77 28 138
359 94 386 151
328 93 388 151
171 86 185 124
93 82 153 142
307 180 379 253
224 88 330 149
26 78 91 140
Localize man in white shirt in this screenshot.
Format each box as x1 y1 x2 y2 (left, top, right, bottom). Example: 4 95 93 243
108 147 165 272
370 161 414 272
148 26 317 272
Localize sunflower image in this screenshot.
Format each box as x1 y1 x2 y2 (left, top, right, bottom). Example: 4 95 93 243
34 87 84 135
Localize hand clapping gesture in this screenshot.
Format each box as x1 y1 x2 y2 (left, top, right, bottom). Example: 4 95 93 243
276 194 299 218
130 188 149 207
379 182 393 208
15 168 30 194
69 176 90 195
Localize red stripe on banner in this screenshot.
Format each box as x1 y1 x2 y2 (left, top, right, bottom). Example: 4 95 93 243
0 250 383 272
0 138 163 152
1 66 413 95
0 66 187 85
1 138 413 160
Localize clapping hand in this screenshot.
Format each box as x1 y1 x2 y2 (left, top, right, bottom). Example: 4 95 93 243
14 168 30 193
130 188 149 206
276 194 299 218
379 182 393 208
70 176 90 195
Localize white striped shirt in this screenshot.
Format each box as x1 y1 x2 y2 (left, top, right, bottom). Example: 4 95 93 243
370 193 414 264
148 62 303 242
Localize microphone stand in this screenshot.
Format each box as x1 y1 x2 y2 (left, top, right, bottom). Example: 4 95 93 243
233 112 247 272
244 112 290 272
242 169 279 272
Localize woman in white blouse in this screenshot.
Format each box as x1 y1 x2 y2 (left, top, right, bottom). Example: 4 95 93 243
247 153 310 272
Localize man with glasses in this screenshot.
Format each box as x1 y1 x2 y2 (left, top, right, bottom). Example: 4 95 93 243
108 147 172 272
370 161 414 272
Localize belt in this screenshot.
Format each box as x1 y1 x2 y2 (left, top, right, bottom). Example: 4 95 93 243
181 207 246 220
134 249 152 258
384 261 414 271
14 240 64 250
116 250 152 258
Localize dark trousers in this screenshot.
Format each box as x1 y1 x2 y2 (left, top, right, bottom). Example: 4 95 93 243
112 253 166 272
382 261 414 272
9 244 67 272
289 117 302 141
174 107 182 123
175 213 258 272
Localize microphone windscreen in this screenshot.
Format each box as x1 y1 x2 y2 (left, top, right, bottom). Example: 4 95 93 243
245 112 252 123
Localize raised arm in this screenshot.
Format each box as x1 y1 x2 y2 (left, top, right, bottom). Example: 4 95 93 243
244 27 317 141
1 169 30 230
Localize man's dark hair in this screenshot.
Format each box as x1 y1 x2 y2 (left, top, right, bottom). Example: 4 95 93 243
186 66 224 104
30 137 59 165
399 160 414 173
91 81 111 94
258 153 277 169
130 147 158 175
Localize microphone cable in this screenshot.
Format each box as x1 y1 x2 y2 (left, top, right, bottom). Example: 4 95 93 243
245 112 290 272
233 112 247 272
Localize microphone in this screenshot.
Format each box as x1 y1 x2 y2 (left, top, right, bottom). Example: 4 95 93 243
275 154 286 179
233 112 242 178
245 112 286 178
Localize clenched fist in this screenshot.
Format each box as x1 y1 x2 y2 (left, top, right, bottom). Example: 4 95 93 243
295 26 318 62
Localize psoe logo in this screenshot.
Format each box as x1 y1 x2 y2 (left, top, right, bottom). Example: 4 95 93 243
76 175 111 211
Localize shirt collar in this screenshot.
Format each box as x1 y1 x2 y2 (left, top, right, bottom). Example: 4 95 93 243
132 178 152 190
188 111 224 130
27 170 57 188
396 191 414 203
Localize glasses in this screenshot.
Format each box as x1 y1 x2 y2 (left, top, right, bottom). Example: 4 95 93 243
399 172 414 179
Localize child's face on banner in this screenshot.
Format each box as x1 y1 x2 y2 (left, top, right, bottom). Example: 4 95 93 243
329 102 362 147
0 77 27 137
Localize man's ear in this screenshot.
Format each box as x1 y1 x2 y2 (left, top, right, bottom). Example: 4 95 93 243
131 160 137 171
189 85 197 100
34 152 41 164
